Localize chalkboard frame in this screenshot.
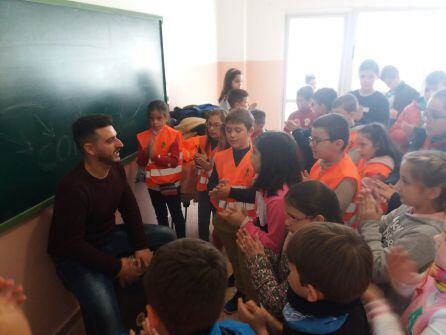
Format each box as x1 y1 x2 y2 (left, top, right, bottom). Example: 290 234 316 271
0 0 167 234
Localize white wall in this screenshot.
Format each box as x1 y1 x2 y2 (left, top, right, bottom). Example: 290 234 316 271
75 0 219 107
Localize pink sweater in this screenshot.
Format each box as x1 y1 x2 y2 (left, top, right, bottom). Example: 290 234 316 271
244 185 288 253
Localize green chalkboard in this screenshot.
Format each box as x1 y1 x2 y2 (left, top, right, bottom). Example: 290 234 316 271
0 0 166 231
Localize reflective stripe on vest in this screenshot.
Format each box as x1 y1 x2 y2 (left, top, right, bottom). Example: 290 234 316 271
137 126 183 187
213 147 256 218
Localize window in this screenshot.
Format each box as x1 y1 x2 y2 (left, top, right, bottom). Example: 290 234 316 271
283 8 446 123
352 9 446 93
284 15 345 120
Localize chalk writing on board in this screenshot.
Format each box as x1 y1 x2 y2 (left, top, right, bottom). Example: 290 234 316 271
0 131 34 155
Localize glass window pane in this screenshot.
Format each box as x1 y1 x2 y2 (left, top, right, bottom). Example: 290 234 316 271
352 10 446 93
284 16 345 102
284 101 297 121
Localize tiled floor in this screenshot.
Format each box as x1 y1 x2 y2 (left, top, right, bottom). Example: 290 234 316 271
62 201 239 335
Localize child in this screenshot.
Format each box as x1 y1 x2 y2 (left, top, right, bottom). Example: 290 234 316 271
284 85 314 132
331 93 363 163
213 131 301 313
219 68 242 110
351 59 390 127
136 100 186 237
356 123 401 181
236 180 343 318
289 88 337 171
380 65 419 125
228 89 249 110
238 222 372 335
358 150 446 313
141 238 255 335
392 71 446 152
305 73 317 91
409 87 446 152
250 109 266 142
363 234 446 335
208 108 256 311
309 113 361 226
190 109 227 241
312 87 338 119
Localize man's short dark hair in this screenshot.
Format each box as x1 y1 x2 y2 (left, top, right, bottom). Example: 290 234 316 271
143 239 227 335
251 109 266 124
72 114 113 152
228 89 248 108
359 59 379 76
313 88 338 110
147 100 169 118
380 65 399 80
286 222 373 304
425 71 446 88
312 113 350 150
225 108 254 130
297 85 314 101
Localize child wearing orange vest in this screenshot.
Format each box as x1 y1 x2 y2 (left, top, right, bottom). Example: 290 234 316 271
356 123 401 181
309 113 360 227
136 100 186 237
183 109 227 241
208 108 257 313
332 94 364 164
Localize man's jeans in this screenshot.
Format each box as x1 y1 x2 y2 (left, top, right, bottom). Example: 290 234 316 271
56 224 175 335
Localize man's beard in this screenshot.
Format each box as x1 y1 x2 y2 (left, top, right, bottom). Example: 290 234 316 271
97 151 120 165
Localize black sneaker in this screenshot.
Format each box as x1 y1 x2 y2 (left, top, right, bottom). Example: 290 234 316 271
227 274 235 287
223 290 244 314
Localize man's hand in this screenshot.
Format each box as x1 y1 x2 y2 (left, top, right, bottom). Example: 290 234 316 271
134 248 153 269
0 277 26 305
209 179 231 200
117 258 141 287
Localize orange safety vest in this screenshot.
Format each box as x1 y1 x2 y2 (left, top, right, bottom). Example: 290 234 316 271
347 130 358 152
195 136 219 192
212 147 256 218
136 125 183 188
310 153 360 226
182 136 200 163
357 155 394 180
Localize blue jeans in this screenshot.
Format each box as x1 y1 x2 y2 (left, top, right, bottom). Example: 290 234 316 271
56 224 175 335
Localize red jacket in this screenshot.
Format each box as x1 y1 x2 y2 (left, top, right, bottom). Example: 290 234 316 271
389 99 424 152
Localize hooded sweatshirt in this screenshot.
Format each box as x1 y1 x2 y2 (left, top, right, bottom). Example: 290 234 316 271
358 205 444 313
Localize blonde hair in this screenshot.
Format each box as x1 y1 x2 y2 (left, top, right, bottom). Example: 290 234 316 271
403 150 446 209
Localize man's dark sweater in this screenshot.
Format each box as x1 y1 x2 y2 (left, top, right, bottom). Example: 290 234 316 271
47 162 147 275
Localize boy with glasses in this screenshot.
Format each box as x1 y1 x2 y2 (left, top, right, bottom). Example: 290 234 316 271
309 114 361 226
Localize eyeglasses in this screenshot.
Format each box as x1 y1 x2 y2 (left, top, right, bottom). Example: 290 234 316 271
424 109 446 121
207 123 223 129
308 136 332 144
